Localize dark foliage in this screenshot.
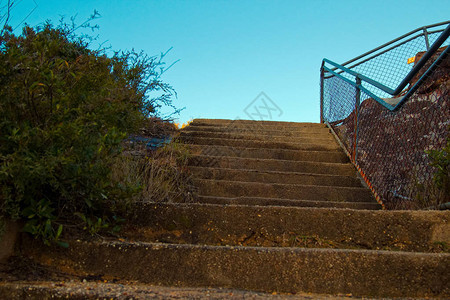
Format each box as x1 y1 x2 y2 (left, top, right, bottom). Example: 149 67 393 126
0 17 177 245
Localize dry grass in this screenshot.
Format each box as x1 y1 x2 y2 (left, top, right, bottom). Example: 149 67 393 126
112 139 197 204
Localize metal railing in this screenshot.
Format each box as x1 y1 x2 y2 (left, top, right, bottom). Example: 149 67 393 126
320 22 450 209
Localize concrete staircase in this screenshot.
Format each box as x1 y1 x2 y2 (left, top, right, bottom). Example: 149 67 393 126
183 119 380 210
2 119 449 299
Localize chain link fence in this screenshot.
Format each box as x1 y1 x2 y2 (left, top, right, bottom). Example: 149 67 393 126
334 22 449 99
321 23 449 209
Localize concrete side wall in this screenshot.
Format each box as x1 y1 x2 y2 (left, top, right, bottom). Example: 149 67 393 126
0 220 20 263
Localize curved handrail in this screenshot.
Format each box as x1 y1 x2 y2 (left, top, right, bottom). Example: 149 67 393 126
337 21 449 69
322 46 449 112
319 21 450 208
344 28 445 72
321 24 450 111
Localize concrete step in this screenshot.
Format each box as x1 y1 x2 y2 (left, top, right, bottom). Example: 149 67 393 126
189 167 362 187
197 195 381 210
190 119 327 129
188 145 349 163
183 124 331 136
178 136 340 151
0 281 351 299
188 155 356 176
194 179 375 203
21 238 450 298
180 136 341 151
180 131 335 147
180 130 334 144
125 203 448 252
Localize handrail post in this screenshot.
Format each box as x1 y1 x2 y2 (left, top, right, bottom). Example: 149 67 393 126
353 76 361 163
320 65 325 123
423 27 430 50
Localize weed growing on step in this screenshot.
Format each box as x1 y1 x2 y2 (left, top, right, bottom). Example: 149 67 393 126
114 139 196 205
432 241 449 252
141 141 196 203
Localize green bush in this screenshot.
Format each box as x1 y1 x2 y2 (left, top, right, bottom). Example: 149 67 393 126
426 135 450 205
0 19 176 245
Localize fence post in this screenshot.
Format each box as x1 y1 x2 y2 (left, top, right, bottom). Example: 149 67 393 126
320 65 324 123
352 76 361 163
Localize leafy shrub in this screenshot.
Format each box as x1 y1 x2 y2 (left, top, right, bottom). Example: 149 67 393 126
410 133 450 210
0 19 177 244
426 135 450 205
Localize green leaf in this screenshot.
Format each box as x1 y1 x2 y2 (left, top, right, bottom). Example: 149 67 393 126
45 219 52 234
56 224 63 239
23 223 37 234
56 241 69 248
84 198 93 208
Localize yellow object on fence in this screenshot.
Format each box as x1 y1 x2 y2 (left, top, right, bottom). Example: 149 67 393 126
407 56 416 64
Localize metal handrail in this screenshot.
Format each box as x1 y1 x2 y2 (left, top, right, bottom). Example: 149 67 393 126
323 59 395 94
322 46 449 113
321 24 450 112
322 65 395 110
336 21 449 69
319 21 450 209
394 46 449 109
344 29 445 72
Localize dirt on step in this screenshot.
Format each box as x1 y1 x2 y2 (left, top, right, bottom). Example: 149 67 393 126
0 256 364 299
120 225 449 253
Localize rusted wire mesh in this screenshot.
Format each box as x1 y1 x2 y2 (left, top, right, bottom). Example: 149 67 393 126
323 47 449 209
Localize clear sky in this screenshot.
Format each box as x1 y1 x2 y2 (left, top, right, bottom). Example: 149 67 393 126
6 0 450 124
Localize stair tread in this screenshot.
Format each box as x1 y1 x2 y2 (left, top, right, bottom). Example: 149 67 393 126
196 195 381 209
181 130 334 141
191 119 327 127
181 136 341 151
183 125 331 135
195 178 368 189
0 281 348 299
189 155 356 176
188 144 348 163
190 166 363 187
24 238 450 255
188 144 345 154
190 166 359 178
20 238 450 298
190 154 352 166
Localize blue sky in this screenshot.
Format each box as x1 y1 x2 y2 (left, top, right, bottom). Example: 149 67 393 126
7 0 450 124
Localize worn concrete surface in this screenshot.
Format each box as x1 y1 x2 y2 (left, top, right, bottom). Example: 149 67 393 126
20 239 450 298
180 130 335 145
0 281 375 299
124 202 449 252
188 155 356 175
194 179 374 202
181 136 341 151
189 166 362 187
188 144 349 163
196 195 382 210
0 220 20 263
